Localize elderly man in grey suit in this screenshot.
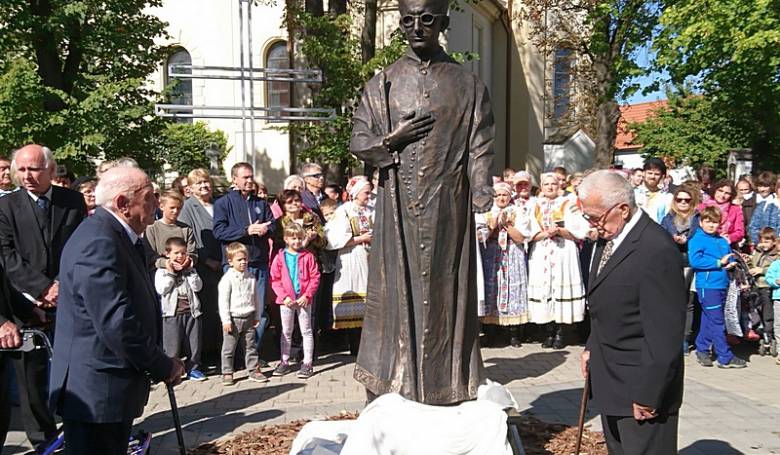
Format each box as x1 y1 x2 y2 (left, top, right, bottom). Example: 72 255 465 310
50 166 185 454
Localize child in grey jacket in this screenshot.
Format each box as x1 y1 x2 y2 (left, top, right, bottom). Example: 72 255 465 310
155 237 205 381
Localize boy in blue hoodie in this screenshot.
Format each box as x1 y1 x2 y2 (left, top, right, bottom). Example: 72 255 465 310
688 206 747 368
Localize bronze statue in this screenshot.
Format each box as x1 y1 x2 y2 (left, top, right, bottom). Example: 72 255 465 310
350 0 495 405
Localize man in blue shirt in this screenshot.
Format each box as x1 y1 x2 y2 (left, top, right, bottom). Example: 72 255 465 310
213 162 276 366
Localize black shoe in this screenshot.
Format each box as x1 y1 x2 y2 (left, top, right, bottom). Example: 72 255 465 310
273 362 292 376
541 336 554 349
257 358 269 368
510 336 522 348
552 335 565 350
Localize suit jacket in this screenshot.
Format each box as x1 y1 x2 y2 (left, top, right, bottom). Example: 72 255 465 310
585 211 686 416
0 186 86 321
50 208 172 423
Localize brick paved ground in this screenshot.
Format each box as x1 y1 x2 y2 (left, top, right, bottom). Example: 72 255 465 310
5 342 780 454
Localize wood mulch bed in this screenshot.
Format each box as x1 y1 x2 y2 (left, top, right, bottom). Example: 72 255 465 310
190 411 607 455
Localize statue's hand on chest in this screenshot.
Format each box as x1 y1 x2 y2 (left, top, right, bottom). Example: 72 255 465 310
385 111 435 152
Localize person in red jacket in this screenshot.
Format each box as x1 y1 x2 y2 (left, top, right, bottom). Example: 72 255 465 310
270 223 321 379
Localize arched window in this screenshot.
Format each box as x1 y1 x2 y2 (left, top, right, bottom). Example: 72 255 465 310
166 47 193 122
552 48 574 123
266 41 290 110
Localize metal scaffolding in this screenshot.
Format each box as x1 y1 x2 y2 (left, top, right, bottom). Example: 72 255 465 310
154 0 335 162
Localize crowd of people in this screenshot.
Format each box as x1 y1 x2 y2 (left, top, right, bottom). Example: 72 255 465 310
478 158 780 370
0 143 779 450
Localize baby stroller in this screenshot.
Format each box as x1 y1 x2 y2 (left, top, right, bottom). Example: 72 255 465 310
732 252 777 356
1 330 185 454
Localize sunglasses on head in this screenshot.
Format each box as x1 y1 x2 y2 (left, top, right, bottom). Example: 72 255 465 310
401 13 446 27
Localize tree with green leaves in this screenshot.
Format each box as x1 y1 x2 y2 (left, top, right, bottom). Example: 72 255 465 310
286 11 407 170
653 0 780 169
0 0 174 173
629 93 749 168
154 122 230 177
521 0 662 167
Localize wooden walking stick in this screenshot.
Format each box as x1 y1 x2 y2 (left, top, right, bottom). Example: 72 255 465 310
574 375 590 455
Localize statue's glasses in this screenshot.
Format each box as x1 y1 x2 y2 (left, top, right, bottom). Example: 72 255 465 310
401 13 447 28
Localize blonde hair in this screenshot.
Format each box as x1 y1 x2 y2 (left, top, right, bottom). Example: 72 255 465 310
283 223 306 239
159 190 184 206
226 242 248 262
187 168 210 184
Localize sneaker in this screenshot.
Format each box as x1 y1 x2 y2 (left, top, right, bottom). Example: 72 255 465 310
257 358 270 368
695 351 713 367
273 362 292 377
249 369 269 382
222 373 235 386
188 369 207 382
297 364 314 379
718 357 747 369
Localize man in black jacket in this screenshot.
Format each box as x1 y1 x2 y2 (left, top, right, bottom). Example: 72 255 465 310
0 265 21 448
579 170 686 455
0 144 87 449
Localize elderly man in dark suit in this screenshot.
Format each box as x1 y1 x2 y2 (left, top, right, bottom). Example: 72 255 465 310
579 170 686 455
0 144 86 449
50 166 185 454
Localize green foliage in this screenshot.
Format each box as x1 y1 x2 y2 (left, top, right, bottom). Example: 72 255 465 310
155 122 230 177
0 0 172 174
630 94 749 168
287 13 407 167
653 0 780 167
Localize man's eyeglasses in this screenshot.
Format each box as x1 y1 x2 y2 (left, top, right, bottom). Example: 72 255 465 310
304 173 323 179
401 13 447 28
582 202 622 227
675 197 692 203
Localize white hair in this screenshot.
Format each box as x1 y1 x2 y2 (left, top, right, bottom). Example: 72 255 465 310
300 163 322 175
284 174 305 190
578 170 636 209
95 166 149 210
11 145 56 173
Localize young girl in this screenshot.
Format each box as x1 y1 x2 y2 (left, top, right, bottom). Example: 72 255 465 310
270 224 321 379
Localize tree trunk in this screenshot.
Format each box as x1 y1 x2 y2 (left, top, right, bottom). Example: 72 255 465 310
593 99 620 168
361 0 377 64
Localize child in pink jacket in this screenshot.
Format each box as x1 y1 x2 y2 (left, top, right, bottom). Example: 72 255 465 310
270 223 321 379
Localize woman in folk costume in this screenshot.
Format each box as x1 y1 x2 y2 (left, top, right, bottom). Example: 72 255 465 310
325 176 374 355
476 181 531 347
527 172 589 349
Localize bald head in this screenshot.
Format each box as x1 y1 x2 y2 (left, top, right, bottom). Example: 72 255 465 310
95 167 149 209
96 167 156 234
12 144 56 195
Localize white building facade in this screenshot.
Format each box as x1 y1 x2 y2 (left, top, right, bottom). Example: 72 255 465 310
149 0 547 189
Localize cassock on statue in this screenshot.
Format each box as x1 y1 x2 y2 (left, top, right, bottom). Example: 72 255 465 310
350 44 495 405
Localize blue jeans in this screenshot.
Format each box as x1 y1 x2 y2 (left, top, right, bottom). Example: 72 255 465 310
223 265 269 357
695 288 733 364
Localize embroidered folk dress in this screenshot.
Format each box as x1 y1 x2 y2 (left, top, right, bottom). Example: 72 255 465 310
527 196 588 324
325 200 374 329
476 203 531 325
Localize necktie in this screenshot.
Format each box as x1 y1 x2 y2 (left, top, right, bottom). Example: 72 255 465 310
134 239 147 266
36 195 49 213
596 240 614 276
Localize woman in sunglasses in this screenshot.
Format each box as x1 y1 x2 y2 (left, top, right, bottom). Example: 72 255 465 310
661 182 702 354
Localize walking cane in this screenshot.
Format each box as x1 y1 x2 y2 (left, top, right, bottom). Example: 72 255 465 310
167 384 187 455
574 375 590 455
